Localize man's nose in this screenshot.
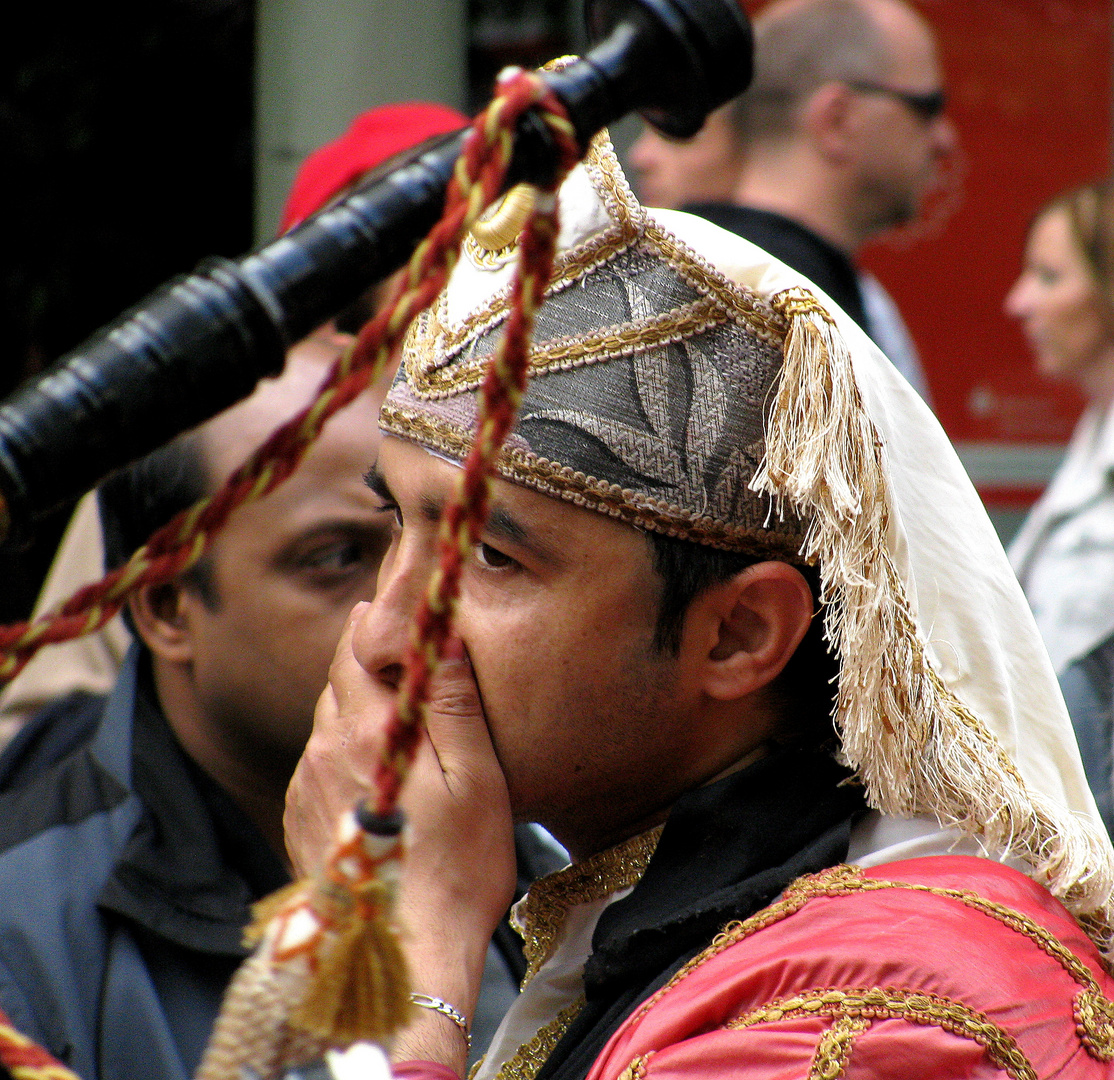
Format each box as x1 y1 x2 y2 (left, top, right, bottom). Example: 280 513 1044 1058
628 126 658 172
350 547 429 690
931 114 959 161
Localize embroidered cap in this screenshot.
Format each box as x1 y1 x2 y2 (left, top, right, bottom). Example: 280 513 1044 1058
383 143 804 557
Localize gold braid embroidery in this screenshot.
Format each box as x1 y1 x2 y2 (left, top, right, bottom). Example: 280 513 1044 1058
627 864 854 1027
809 1015 869 1080
517 826 663 984
414 219 635 370
790 867 1114 1061
378 405 808 560
628 864 1114 1063
641 223 785 345
413 240 785 399
409 138 786 398
408 295 729 396
488 998 586 1080
727 987 1035 1080
614 1052 654 1080
480 829 662 1080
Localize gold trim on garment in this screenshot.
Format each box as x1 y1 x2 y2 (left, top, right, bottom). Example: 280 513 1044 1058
614 1052 653 1080
807 1015 869 1080
727 987 1035 1080
788 866 1114 1062
485 998 585 1080
629 864 1114 1065
515 825 663 985
480 829 662 1080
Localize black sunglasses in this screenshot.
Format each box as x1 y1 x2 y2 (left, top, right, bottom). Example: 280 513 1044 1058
846 81 947 122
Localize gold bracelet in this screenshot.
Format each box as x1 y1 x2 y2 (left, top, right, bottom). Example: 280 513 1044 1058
409 992 472 1050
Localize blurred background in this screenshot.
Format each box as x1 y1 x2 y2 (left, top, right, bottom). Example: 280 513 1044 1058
1 0 1109 619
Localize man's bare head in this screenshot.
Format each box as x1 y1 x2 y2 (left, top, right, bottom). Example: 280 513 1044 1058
733 0 895 146
729 0 955 247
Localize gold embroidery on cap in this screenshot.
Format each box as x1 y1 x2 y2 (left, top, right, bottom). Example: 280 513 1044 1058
407 295 729 397
378 404 808 558
471 184 538 250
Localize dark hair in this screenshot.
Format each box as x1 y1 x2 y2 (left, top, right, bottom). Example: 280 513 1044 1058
645 529 838 747
97 433 219 615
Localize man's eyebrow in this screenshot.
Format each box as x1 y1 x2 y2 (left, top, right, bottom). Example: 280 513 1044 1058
487 505 529 546
364 464 551 556
363 465 392 501
486 504 558 564
363 464 443 523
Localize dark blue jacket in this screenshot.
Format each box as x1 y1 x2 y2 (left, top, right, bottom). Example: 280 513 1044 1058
0 646 287 1080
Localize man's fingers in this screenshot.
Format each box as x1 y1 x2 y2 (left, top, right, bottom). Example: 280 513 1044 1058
429 659 483 720
424 645 493 748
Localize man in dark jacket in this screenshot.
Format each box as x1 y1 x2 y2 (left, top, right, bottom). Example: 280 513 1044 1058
0 342 389 1080
628 0 954 406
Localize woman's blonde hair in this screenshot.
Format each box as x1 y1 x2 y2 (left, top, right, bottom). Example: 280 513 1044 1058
1044 179 1114 321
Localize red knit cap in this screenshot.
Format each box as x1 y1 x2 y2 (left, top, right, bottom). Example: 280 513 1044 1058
279 102 469 233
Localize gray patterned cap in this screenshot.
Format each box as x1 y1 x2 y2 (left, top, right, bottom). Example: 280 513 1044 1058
381 138 804 558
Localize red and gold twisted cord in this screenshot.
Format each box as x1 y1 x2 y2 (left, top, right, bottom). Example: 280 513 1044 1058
0 1005 80 1080
0 67 580 1075
373 68 579 812
0 70 574 692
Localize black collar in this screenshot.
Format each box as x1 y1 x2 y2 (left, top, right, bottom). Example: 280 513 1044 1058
97 650 289 956
537 746 867 1080
681 204 869 332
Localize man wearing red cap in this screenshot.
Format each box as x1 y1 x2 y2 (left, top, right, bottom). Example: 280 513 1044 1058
280 102 468 234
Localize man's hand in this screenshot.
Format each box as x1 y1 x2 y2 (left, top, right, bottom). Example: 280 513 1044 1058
284 602 517 1073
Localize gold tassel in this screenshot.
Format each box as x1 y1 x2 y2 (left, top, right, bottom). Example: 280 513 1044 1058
194 805 414 1080
243 881 310 949
289 873 414 1042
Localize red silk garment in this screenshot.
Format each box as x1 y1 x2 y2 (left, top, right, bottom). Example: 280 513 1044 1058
585 857 1114 1079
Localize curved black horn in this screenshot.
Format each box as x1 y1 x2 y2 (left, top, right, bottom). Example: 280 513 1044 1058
0 0 753 545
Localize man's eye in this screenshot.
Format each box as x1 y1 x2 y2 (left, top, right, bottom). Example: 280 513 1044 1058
301 540 363 572
374 501 403 528
475 542 516 570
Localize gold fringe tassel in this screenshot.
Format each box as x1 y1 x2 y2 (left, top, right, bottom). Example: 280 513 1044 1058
752 286 1114 955
290 874 413 1042
195 810 412 1080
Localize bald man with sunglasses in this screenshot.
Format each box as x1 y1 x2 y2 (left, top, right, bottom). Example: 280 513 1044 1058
629 0 955 404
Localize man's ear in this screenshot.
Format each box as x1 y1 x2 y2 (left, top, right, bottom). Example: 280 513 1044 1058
127 580 195 664
695 561 814 702
801 82 857 162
